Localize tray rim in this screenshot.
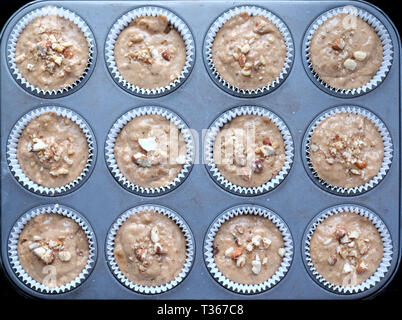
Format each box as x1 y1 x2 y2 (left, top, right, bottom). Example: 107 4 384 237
0 0 400 300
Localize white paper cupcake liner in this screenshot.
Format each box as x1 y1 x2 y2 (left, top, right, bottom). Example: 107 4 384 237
204 5 294 97
105 6 195 97
204 105 294 196
7 204 97 294
7 5 96 97
303 106 393 195
105 106 194 196
303 204 393 294
204 204 293 294
106 204 194 294
7 106 96 196
304 5 393 97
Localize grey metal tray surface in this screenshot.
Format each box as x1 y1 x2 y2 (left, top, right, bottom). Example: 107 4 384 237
0 0 400 300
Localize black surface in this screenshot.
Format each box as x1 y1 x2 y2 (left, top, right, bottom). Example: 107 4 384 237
0 0 400 307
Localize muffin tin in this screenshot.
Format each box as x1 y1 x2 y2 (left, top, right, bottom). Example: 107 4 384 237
0 0 400 299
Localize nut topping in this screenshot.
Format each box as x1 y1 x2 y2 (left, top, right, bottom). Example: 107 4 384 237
328 255 337 266
251 254 262 275
344 58 357 71
353 51 367 61
335 226 347 241
356 259 368 274
58 250 72 262
331 38 346 51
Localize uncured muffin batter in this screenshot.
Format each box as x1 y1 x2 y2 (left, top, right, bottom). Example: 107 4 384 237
114 210 187 287
17 213 89 288
114 15 186 89
17 112 89 188
15 14 89 91
114 114 187 189
213 115 285 188
212 12 286 90
310 211 383 287
213 215 285 285
309 113 384 189
310 13 383 90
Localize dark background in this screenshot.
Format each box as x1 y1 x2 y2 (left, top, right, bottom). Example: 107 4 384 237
0 0 400 307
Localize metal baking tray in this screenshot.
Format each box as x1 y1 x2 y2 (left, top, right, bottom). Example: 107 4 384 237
1 0 400 299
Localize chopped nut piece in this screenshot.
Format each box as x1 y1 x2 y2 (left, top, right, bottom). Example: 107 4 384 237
15 53 26 63
344 58 357 71
343 262 353 273
32 138 48 152
241 69 251 77
28 242 39 250
240 43 250 54
26 63 35 71
58 250 72 262
262 257 268 265
331 38 346 51
262 137 271 145
234 225 244 234
138 137 157 152
132 153 152 167
251 254 262 275
161 49 171 61
254 21 271 34
238 54 246 67
261 237 272 249
134 247 146 262
236 255 246 267
335 226 347 241
355 160 367 169
278 247 286 257
350 168 361 175
150 226 160 243
356 259 368 274
257 145 275 157
340 234 350 244
225 247 235 257
130 35 144 44
353 51 367 61
49 167 69 176
245 242 254 252
310 144 319 152
251 160 264 173
323 238 332 246
230 247 243 259
154 242 166 254
251 235 262 247
48 239 63 249
339 246 348 259
357 239 369 255
33 246 54 264
328 255 337 265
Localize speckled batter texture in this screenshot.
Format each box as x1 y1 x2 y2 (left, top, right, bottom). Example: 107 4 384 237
15 14 89 91
114 114 187 189
212 12 286 90
213 215 285 285
310 211 383 287
114 15 186 89
213 115 285 188
17 213 89 288
309 113 384 189
310 13 383 90
17 112 89 188
114 210 187 287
